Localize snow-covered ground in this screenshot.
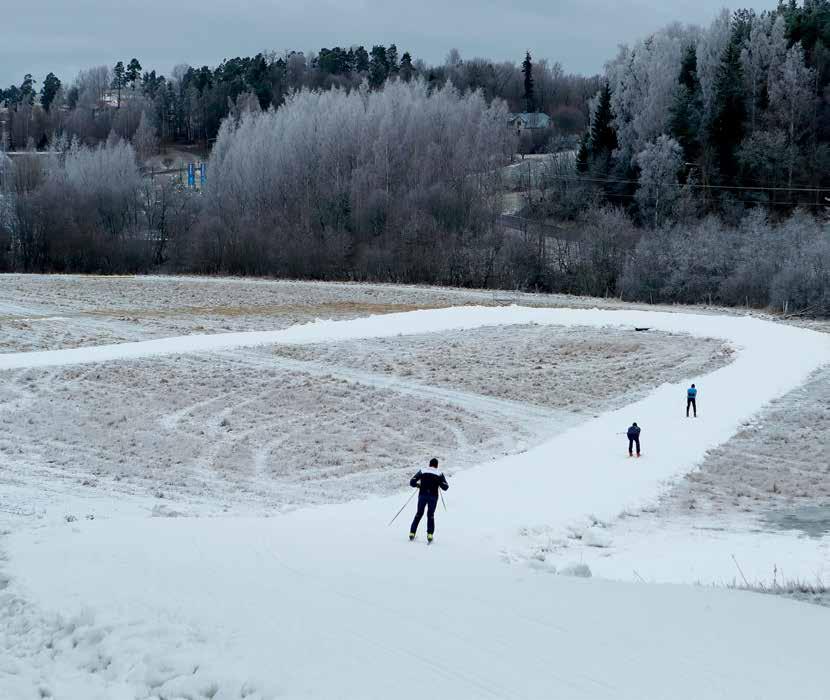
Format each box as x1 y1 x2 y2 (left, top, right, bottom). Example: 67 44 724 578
2 277 830 699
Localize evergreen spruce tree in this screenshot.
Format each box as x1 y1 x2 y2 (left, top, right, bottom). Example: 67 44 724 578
708 37 747 183
577 83 619 196
669 44 703 164
522 51 536 112
590 83 617 159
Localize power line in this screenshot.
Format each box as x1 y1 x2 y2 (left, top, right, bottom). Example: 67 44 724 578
533 172 830 194
515 183 830 209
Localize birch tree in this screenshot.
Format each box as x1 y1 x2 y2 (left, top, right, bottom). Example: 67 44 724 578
768 44 816 192
740 13 773 133
635 135 684 226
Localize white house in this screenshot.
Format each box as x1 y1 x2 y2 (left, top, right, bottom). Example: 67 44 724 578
507 112 552 132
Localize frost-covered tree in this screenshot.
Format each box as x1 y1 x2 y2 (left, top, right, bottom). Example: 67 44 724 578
635 135 684 226
606 25 692 165
738 128 789 193
226 91 261 124
767 44 816 191
740 12 773 133
696 9 732 126
133 111 158 161
207 79 515 280
62 139 141 238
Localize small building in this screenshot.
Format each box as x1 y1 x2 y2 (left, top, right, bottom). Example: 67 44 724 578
508 112 552 132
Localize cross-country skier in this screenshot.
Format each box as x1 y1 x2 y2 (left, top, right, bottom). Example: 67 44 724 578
627 422 641 457
687 384 698 417
409 458 449 543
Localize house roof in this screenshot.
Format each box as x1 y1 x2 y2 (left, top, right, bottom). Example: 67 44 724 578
508 112 551 129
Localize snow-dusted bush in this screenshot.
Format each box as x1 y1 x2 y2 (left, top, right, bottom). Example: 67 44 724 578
620 209 829 312
770 234 830 315
0 138 171 272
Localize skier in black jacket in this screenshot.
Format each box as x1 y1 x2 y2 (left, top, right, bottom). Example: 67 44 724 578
409 458 449 543
627 422 641 457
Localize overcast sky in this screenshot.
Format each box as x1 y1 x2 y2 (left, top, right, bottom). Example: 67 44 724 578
2 0 776 88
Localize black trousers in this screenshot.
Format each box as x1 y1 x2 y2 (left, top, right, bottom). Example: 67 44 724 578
687 398 697 417
410 491 438 535
628 437 640 455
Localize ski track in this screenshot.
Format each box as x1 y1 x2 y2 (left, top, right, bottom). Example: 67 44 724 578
228 348 573 434
2 305 830 699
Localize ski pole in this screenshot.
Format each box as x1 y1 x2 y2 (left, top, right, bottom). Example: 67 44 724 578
440 492 447 512
388 490 417 526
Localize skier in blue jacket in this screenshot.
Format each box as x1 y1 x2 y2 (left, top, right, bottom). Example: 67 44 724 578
627 422 641 457
687 384 698 417
409 458 449 543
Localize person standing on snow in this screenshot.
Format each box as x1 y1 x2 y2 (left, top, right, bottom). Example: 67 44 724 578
627 422 641 457
409 458 449 543
687 384 698 417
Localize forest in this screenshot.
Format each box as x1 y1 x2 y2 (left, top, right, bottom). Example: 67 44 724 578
1 1 828 315
0 45 593 149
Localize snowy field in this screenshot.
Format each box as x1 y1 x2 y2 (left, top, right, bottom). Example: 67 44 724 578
3 272 808 353
2 275 830 699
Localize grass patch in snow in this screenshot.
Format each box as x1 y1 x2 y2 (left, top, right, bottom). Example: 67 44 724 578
727 559 830 607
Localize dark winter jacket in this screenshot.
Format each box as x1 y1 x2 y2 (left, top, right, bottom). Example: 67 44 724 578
410 468 449 497
627 425 641 440
687 387 698 399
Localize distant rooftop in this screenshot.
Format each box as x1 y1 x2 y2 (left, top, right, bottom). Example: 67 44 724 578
508 112 551 129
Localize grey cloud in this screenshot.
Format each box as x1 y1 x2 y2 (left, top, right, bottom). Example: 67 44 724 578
1 1 774 87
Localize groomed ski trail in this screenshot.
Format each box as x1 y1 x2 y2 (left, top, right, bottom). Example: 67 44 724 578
3 305 830 699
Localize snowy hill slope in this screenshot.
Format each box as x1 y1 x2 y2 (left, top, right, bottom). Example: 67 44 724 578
2 306 830 699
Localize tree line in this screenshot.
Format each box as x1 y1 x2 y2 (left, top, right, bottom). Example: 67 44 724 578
573 1 830 219
1 8 828 315
0 81 517 286
1 44 594 152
